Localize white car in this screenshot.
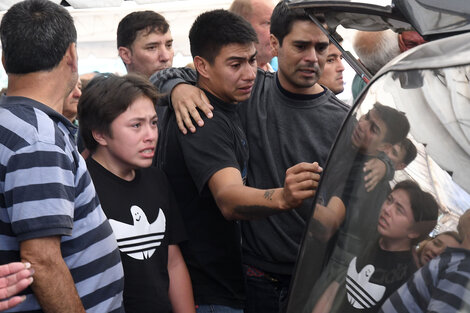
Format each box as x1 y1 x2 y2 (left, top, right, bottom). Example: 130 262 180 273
285 1 470 312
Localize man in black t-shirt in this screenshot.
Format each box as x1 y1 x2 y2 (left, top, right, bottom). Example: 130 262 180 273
156 10 322 313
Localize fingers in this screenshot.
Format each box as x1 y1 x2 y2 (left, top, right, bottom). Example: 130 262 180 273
286 171 321 186
287 162 323 175
0 263 34 302
0 275 33 299
175 110 189 135
0 263 29 277
198 91 214 118
179 102 198 134
283 164 323 209
0 295 27 311
172 85 214 134
364 172 379 192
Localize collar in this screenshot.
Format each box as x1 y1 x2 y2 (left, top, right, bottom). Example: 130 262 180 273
0 95 77 134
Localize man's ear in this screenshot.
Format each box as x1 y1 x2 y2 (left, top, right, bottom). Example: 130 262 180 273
270 34 279 57
193 56 210 79
118 46 132 66
92 129 108 147
65 43 78 73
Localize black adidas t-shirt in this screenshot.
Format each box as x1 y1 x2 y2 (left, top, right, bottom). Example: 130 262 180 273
87 158 186 313
337 243 416 313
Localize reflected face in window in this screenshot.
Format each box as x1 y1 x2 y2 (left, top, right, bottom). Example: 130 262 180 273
383 143 406 170
377 189 415 241
419 234 461 266
351 109 388 155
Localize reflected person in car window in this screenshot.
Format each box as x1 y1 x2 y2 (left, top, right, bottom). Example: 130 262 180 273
313 180 438 313
306 104 411 312
312 103 411 243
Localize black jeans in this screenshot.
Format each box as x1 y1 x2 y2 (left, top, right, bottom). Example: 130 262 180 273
244 265 291 313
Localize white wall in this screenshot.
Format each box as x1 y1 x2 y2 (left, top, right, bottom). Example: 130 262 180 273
0 0 232 87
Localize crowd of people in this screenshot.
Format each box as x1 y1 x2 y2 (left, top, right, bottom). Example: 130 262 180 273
0 0 468 313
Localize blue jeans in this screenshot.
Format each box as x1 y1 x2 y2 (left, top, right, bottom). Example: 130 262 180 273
196 304 243 313
244 267 291 313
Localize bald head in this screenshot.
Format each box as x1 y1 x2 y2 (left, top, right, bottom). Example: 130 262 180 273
230 0 276 70
353 30 400 75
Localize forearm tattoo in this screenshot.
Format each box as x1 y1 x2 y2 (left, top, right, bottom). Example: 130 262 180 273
264 189 275 201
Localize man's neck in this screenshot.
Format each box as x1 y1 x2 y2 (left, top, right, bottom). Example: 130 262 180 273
6 72 70 114
258 62 269 71
379 237 411 252
92 151 136 182
197 80 235 104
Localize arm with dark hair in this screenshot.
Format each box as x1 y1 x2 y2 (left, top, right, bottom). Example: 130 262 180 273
21 237 86 313
150 67 214 134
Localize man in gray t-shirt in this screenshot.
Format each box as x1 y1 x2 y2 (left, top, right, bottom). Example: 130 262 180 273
151 3 349 312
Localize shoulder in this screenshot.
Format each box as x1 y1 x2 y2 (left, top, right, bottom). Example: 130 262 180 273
323 90 350 112
182 108 233 139
253 68 276 90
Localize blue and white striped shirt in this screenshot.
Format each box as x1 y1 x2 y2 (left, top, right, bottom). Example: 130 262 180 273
0 96 125 312
380 247 470 313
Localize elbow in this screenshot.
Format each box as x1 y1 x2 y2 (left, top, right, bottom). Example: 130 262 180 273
219 205 238 221
215 197 238 221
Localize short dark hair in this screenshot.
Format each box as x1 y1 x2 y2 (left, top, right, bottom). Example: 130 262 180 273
0 0 77 74
117 11 169 49
189 9 258 64
393 180 439 244
78 74 159 153
401 138 417 166
270 1 325 46
373 103 410 145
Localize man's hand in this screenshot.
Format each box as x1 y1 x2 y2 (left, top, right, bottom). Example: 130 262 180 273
364 158 387 192
171 84 214 134
0 262 34 311
281 162 323 209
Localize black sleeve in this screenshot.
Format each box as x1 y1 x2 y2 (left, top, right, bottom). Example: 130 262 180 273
376 151 395 181
177 113 240 194
149 67 198 107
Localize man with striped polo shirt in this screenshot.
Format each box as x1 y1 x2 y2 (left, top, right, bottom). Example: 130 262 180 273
0 0 124 312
